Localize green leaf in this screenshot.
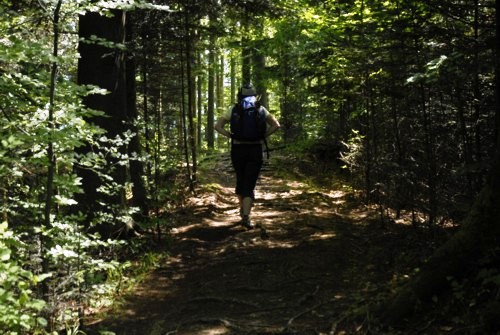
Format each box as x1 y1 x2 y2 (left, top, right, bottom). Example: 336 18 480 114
33 273 52 284
10 135 23 147
0 221 7 233
37 317 48 327
0 248 10 261
54 195 78 206
30 299 46 311
18 291 29 305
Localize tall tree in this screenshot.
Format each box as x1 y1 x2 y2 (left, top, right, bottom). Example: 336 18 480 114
125 12 148 218
184 0 197 188
197 52 203 148
207 13 216 149
77 8 143 235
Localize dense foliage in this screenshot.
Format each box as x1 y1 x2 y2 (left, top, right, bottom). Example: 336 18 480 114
274 0 497 226
0 0 498 333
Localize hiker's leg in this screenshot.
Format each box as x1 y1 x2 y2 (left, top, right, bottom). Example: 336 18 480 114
231 144 246 204
241 196 253 216
240 144 263 216
237 195 243 217
244 145 263 199
232 144 262 220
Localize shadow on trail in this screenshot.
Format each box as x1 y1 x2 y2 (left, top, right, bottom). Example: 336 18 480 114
179 224 242 242
86 163 447 335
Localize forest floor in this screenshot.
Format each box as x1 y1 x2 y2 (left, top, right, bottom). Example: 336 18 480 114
86 152 457 335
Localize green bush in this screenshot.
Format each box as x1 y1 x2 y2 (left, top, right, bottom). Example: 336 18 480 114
0 221 48 334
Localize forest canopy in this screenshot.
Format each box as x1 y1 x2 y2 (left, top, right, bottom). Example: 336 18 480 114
0 0 499 333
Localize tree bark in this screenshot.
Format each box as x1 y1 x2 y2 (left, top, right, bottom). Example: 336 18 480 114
197 52 203 149
185 2 197 188
41 0 62 301
76 10 142 236
180 41 192 188
241 5 251 84
230 53 237 104
253 43 268 108
495 0 500 143
207 13 216 149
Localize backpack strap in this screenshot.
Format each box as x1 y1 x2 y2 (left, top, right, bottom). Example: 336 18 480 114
230 103 240 144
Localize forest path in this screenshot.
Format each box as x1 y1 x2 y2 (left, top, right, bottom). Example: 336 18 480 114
87 154 429 335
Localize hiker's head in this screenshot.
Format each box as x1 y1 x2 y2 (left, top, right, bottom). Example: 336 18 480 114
239 83 257 98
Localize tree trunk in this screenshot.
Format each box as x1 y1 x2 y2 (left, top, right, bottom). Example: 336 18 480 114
180 41 192 188
241 6 251 84
473 0 483 178
218 54 225 112
141 28 152 185
207 14 216 149
230 53 237 104
197 52 203 149
76 10 139 236
41 0 62 301
125 13 148 217
216 53 226 148
495 0 500 147
185 3 197 188
252 20 268 109
279 52 301 143
241 41 251 84
253 42 269 108
76 11 109 219
456 85 474 197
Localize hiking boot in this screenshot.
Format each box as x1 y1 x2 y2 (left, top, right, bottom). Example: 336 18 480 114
240 216 254 229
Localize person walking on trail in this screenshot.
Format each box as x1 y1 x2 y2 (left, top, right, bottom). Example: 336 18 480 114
214 83 280 229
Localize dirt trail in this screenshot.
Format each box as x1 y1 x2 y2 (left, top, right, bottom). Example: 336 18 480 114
87 156 428 335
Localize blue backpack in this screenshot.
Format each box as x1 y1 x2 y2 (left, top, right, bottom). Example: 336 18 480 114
230 98 266 142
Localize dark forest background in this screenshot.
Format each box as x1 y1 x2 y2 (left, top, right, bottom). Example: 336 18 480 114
0 0 499 333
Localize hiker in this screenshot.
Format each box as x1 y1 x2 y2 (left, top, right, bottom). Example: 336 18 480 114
214 83 280 229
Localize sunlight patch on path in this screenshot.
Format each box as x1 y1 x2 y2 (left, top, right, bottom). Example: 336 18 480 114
309 232 337 241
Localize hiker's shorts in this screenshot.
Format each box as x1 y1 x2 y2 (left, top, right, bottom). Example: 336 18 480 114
231 143 263 199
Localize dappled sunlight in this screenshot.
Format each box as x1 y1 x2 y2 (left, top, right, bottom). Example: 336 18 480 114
93 155 427 335
180 326 230 335
325 190 347 199
169 167 351 262
308 232 337 241
202 213 237 227
341 206 379 223
171 223 201 234
256 239 298 249
256 190 281 200
253 210 284 219
217 237 299 252
187 192 237 211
